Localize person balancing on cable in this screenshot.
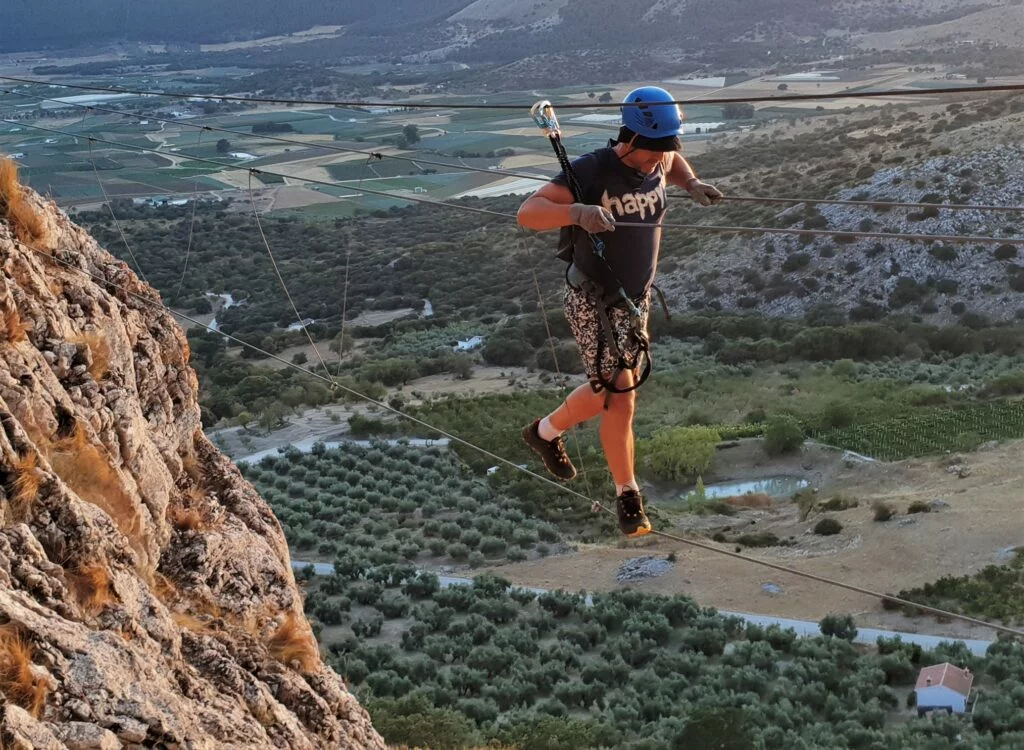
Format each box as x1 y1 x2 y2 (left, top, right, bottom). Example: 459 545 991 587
518 86 722 538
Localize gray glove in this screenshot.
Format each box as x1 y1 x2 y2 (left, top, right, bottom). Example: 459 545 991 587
569 203 616 233
687 179 723 207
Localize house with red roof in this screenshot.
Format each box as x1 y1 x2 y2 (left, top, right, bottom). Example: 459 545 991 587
915 663 975 716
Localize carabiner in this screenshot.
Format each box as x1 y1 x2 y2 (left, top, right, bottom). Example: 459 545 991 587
531 100 561 138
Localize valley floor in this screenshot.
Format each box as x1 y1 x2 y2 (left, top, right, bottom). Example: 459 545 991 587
488 440 1022 642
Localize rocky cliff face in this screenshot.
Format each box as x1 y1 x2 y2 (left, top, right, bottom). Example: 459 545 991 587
0 164 384 748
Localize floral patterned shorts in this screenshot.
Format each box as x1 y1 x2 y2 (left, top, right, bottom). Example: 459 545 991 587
563 282 651 383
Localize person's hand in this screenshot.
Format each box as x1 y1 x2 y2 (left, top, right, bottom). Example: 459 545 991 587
569 203 616 233
686 178 723 206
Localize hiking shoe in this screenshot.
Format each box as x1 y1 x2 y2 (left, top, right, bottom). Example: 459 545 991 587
617 489 652 538
521 419 576 481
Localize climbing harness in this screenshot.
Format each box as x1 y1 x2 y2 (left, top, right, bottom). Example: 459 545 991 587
530 100 660 398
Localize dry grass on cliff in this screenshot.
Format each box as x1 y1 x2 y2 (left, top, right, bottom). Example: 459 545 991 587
267 611 319 673
7 451 41 522
0 300 29 344
168 449 213 531
0 625 51 718
167 503 207 531
170 612 220 636
46 423 142 548
65 562 116 616
69 330 111 381
0 158 47 246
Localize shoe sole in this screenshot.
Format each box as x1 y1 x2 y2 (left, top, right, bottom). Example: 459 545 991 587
521 424 577 481
623 525 652 538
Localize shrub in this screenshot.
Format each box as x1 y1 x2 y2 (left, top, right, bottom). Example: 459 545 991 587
479 536 507 557
378 596 411 619
928 245 957 262
953 432 983 452
795 488 818 521
763 415 804 456
459 529 483 549
982 372 1024 397
351 581 384 606
813 518 843 536
782 252 812 272
536 341 585 374
907 501 931 515
736 532 782 547
820 400 855 429
889 277 924 309
351 616 384 638
819 494 858 512
873 501 895 522
66 563 115 616
994 244 1018 261
819 613 857 640
638 426 721 481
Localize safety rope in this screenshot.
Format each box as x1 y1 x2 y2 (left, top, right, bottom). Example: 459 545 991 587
6 76 1024 641
173 127 208 303
522 229 597 505
86 138 149 284
338 225 354 367
716 194 1024 214
11 226 1024 640
12 91 1024 219
4 73 1024 110
247 171 337 386
530 100 651 392
15 121 1024 251
336 153 380 370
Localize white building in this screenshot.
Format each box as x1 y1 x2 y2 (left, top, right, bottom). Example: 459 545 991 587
454 336 484 352
915 663 974 715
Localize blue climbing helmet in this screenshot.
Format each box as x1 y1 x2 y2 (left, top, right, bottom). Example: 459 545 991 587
620 86 683 139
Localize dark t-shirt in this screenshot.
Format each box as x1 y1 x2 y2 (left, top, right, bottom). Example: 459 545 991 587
553 146 667 299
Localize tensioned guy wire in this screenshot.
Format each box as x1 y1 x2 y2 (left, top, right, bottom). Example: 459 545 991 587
7 87 1024 216
11 231 1024 639
4 73 1024 109
10 120 1024 249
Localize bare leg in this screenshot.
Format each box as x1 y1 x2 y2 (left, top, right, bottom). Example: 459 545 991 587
546 382 605 433
598 369 637 489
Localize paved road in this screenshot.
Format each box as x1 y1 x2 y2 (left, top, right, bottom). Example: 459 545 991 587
290 560 993 656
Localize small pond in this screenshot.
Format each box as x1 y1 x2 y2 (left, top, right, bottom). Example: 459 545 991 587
686 476 810 501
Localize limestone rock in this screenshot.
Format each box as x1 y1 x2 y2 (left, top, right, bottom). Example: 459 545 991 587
52 722 121 750
0 183 384 747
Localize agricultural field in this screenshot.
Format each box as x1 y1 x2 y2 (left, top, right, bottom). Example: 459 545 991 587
238 442 570 566
5 62 933 215
233 442 1024 748
313 568 1024 750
